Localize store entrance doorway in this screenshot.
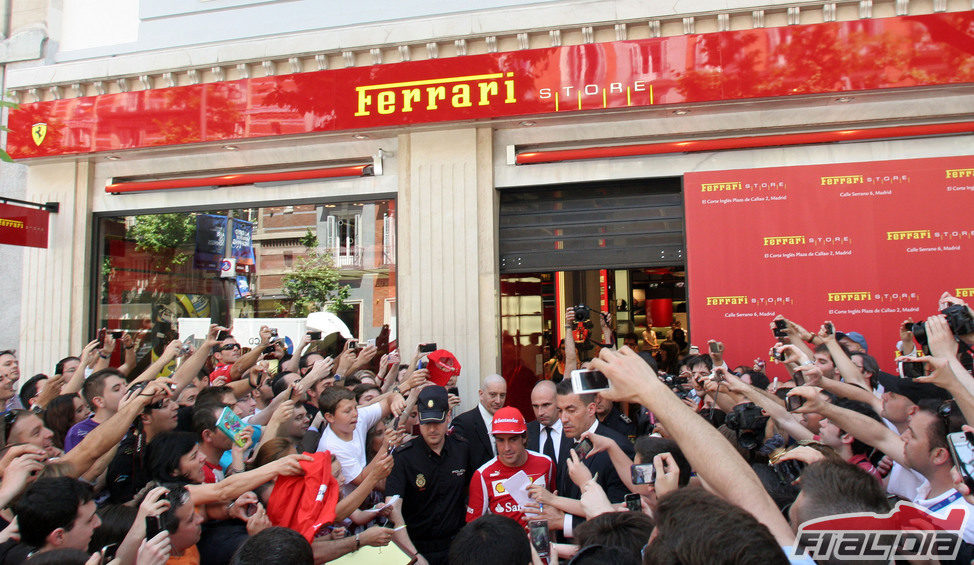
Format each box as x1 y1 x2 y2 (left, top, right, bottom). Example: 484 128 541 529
496 177 686 418
499 267 687 417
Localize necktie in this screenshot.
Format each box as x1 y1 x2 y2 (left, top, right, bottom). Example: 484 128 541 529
543 426 557 462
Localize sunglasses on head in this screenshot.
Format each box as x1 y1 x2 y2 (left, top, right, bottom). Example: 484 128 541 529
1 409 27 440
939 400 959 435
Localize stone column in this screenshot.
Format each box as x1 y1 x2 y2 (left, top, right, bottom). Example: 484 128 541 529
397 127 499 408
19 161 92 377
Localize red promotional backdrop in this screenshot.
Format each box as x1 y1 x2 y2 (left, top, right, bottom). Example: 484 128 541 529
0 203 49 248
6 12 974 159
684 156 974 376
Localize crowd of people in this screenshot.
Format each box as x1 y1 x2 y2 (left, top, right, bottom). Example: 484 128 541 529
0 290 973 564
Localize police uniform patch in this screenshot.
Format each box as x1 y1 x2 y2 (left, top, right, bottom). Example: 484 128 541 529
416 474 426 488
427 400 435 408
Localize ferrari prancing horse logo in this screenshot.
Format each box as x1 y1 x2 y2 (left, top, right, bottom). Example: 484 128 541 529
31 123 47 146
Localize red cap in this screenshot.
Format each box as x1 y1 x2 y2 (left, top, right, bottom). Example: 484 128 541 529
427 349 461 386
491 407 527 435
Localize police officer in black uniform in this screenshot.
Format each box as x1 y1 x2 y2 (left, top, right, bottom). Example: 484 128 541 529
600 402 637 441
386 386 473 565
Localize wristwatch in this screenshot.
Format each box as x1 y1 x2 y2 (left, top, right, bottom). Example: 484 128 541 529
355 533 361 550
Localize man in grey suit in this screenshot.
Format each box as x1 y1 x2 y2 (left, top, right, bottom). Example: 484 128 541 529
450 374 506 469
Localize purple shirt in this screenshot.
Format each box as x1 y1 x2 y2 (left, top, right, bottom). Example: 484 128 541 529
64 417 99 452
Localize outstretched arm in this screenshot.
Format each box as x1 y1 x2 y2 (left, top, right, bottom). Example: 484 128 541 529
590 347 795 546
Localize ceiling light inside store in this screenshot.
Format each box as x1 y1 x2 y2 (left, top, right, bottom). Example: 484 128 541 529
673 109 689 115
353 134 369 139
223 145 239 150
835 97 854 103
106 155 121 161
519 121 536 126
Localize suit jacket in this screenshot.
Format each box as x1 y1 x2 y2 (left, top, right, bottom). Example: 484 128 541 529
527 420 573 470
451 406 494 469
557 422 635 533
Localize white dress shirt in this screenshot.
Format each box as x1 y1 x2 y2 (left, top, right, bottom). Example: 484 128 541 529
478 403 497 455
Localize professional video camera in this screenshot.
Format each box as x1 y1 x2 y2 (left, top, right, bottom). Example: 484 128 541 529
908 304 974 350
659 372 691 399
767 446 806 485
725 402 769 451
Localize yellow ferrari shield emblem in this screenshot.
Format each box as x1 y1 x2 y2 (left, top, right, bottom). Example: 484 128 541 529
31 123 47 146
427 400 435 408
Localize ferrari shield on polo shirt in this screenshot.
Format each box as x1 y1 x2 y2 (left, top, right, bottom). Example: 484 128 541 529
465 451 555 527
468 474 548 517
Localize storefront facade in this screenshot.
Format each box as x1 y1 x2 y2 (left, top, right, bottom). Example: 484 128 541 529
3 0 973 404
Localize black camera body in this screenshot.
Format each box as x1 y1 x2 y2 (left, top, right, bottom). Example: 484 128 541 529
660 373 690 398
909 304 974 347
572 304 591 322
725 402 769 451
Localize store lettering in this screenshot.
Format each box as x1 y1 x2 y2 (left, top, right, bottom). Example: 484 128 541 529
538 81 647 98
0 218 25 229
355 72 516 116
706 295 748 306
821 175 864 186
946 168 974 179
887 230 932 240
956 288 974 298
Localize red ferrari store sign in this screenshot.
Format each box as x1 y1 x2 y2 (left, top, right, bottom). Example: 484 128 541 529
0 203 49 248
6 12 974 158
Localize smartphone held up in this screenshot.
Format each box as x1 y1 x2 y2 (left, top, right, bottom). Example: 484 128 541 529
571 369 609 394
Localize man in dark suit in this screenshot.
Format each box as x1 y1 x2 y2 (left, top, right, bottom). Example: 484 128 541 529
526 381 572 470
450 374 506 469
527 379 635 538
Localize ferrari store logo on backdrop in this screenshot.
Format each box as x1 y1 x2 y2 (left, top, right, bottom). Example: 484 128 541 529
821 175 864 186
706 295 748 306
887 230 932 241
888 229 974 241
763 235 852 246
822 174 911 186
31 123 47 146
827 292 919 303
946 168 974 179
700 181 787 192
956 288 974 298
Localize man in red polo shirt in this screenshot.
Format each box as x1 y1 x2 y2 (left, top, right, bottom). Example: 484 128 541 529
466 407 555 527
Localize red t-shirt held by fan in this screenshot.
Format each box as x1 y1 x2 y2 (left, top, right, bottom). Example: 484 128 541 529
266 452 340 542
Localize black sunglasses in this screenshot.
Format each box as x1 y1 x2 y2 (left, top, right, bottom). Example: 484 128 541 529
939 400 958 434
2 409 27 439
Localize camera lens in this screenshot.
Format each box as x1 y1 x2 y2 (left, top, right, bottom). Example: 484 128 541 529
573 305 590 322
910 322 927 346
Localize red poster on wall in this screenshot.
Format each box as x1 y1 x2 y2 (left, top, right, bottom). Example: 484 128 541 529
0 203 49 248
684 156 974 376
